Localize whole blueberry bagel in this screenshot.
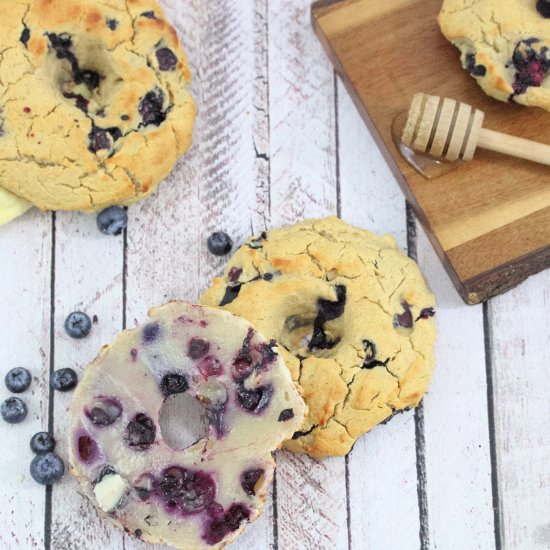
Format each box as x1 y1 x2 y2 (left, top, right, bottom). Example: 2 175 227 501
439 0 550 110
201 218 437 458
0 0 194 216
68 302 306 549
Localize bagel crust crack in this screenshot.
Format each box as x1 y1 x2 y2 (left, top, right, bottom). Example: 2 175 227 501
0 0 195 216
200 217 437 458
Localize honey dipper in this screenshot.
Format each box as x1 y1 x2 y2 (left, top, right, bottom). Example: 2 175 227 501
401 93 550 166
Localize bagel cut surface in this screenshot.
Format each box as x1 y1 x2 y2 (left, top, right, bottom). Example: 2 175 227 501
68 302 306 550
0 0 194 217
201 217 437 458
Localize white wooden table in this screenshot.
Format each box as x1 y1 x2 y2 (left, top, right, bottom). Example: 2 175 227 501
1 2 549 549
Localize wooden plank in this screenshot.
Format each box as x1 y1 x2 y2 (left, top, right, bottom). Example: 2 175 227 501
267 1 348 548
124 1 273 549
415 223 496 549
50 211 124 550
488 272 550 550
337 80 421 549
0 210 51 549
312 0 550 304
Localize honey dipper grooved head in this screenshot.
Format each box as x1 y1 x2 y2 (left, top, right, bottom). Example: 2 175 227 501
401 93 485 161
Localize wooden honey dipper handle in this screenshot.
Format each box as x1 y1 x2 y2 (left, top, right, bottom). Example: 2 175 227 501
401 93 550 166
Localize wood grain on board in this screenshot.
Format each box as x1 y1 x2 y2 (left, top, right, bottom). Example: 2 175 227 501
312 0 550 305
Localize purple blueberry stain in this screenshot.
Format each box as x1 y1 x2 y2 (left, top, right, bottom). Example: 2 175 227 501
106 18 118 30
188 337 210 359
142 322 161 344
77 433 99 464
393 301 413 330
156 48 178 71
124 413 156 451
85 397 122 427
232 329 255 380
130 348 138 362
197 356 223 379
511 39 550 95
240 469 264 496
228 267 242 283
219 284 241 307
203 503 251 545
141 11 157 18
154 467 216 515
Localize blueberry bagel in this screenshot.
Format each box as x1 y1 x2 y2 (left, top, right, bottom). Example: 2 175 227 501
68 302 305 549
201 218 436 458
0 0 194 216
439 0 550 110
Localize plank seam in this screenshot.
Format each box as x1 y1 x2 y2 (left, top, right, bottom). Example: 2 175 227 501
334 71 341 219
483 302 503 550
272 469 279 550
345 454 352 550
44 211 56 550
407 203 430 549
122 220 128 330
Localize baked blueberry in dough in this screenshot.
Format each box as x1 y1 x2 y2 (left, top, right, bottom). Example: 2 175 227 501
439 0 550 110
0 0 195 218
201 217 436 458
68 302 306 550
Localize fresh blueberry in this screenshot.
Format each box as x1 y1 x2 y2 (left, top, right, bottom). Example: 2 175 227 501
207 232 233 256
240 468 264 496
1 397 28 424
5 367 31 393
156 48 178 71
537 0 550 18
96 206 128 236
125 413 156 450
161 373 189 397
30 432 56 454
64 311 92 338
51 368 78 392
30 452 65 485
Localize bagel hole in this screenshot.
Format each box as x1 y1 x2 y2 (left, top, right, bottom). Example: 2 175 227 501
159 393 208 451
281 315 342 357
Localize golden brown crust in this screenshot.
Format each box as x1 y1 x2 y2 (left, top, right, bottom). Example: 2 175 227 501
0 0 194 211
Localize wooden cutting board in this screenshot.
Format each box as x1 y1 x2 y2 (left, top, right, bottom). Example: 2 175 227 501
312 0 550 305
